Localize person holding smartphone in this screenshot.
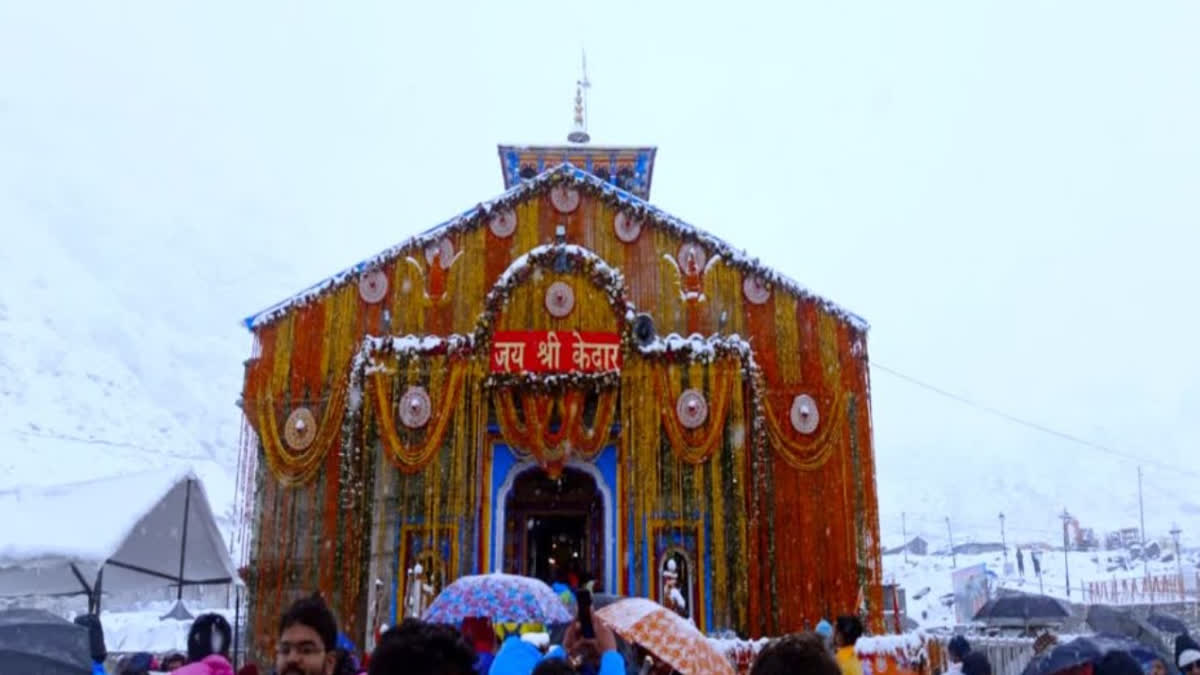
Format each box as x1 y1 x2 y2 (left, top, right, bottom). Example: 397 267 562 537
559 602 624 675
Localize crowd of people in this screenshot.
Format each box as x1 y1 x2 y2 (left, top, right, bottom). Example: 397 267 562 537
79 596 1200 675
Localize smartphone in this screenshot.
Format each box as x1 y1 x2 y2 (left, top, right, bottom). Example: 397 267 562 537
575 588 595 639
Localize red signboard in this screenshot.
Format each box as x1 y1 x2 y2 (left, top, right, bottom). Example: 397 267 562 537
490 331 622 374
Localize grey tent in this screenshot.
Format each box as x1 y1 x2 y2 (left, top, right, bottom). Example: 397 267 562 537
0 468 238 617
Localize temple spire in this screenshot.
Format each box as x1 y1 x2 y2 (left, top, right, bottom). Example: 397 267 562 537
567 51 590 144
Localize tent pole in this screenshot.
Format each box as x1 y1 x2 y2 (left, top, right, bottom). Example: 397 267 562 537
177 479 193 602
233 584 241 670
70 563 94 612
94 568 104 614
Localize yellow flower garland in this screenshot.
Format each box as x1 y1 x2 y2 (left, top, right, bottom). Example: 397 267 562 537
373 360 467 473
256 381 348 487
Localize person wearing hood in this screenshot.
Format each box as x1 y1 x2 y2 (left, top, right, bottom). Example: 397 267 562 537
1177 634 1200 674
945 636 971 675
175 613 235 675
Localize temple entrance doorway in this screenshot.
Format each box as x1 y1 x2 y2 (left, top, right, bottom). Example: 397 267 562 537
503 467 604 590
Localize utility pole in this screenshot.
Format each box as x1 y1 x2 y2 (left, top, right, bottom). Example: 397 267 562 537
1138 466 1149 579
1000 512 1008 565
1060 509 1073 598
902 512 909 565
1171 524 1183 601
946 516 957 568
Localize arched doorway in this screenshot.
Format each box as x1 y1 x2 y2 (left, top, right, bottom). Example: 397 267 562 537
501 466 605 589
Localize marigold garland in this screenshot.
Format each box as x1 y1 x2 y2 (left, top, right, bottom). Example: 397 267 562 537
255 382 348 486
493 388 617 476
760 392 846 471
373 360 467 473
655 359 737 464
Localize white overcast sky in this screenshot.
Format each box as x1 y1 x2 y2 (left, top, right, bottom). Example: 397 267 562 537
2 1 1198 542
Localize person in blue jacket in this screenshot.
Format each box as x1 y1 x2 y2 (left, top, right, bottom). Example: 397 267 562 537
489 610 624 675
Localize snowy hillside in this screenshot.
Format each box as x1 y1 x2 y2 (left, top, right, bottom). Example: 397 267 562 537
0 216 238 523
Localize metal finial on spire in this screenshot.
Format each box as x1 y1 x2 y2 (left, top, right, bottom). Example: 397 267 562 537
567 50 590 144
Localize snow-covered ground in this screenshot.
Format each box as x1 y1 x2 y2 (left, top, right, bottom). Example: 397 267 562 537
883 548 1200 630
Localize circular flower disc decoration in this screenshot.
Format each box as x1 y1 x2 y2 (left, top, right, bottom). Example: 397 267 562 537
358 268 389 304
742 275 771 305
283 407 317 451
398 386 432 428
677 242 707 275
676 389 709 429
545 281 576 318
550 185 581 213
425 238 455 268
614 211 642 243
489 209 517 238
790 394 820 434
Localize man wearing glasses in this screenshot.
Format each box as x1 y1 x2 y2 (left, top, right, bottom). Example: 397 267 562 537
276 596 340 675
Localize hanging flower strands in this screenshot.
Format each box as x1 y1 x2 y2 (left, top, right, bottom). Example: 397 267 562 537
492 387 617 476
655 358 738 464
760 390 846 470
254 378 349 486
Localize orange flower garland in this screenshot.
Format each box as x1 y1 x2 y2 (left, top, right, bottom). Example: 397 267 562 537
655 359 737 464
493 388 617 476
255 381 348 486
372 359 467 473
760 391 846 470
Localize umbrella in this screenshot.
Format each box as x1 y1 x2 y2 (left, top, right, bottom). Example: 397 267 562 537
1147 613 1188 635
597 598 734 675
1086 606 1170 657
1021 635 1161 675
422 573 573 625
0 608 92 675
973 593 1070 626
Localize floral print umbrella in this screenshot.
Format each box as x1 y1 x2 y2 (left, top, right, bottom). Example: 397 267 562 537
596 598 735 675
422 573 573 625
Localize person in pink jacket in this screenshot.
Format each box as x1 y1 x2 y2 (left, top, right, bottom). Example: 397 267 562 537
174 613 235 675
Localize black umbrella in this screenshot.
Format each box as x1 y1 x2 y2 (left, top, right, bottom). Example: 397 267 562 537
1086 606 1170 658
1147 613 1189 635
0 608 92 675
1022 635 1161 675
973 593 1071 625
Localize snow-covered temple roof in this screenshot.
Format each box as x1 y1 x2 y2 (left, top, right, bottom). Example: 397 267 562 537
242 163 868 332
